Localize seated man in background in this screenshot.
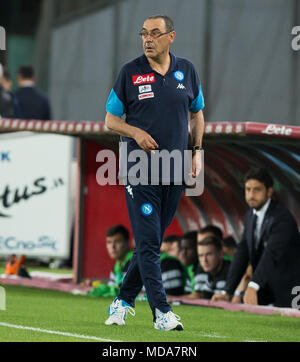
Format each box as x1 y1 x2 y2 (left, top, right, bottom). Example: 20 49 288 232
5 254 31 278
199 225 250 299
213 168 300 307
178 231 198 294
187 235 231 299
88 225 133 297
231 265 252 304
223 236 238 260
160 235 186 296
106 225 133 287
222 237 252 304
198 225 236 264
160 234 181 259
198 225 223 242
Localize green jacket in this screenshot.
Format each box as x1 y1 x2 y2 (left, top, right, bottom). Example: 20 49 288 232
88 250 133 298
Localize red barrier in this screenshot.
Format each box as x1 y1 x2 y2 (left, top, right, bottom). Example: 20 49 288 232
1 119 300 281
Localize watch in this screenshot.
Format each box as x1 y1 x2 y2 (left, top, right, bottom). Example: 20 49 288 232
192 146 203 152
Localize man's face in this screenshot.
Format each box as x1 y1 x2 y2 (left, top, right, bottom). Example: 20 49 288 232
245 179 272 211
179 239 197 266
198 244 223 274
2 78 12 91
223 246 237 259
106 233 129 261
169 241 179 258
141 18 175 59
9 255 16 264
161 241 179 258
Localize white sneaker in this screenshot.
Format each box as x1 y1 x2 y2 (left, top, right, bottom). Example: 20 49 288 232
154 308 183 331
105 298 135 326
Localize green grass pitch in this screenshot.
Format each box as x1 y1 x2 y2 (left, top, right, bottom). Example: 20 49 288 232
0 285 300 342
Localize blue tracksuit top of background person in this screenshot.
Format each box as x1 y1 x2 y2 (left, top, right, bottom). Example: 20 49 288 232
106 53 204 182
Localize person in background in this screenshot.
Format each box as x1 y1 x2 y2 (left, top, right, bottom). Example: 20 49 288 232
88 225 133 298
223 236 238 260
198 224 239 263
198 225 223 243
178 230 198 294
213 168 300 307
106 225 133 288
5 254 31 278
199 226 252 302
187 236 231 299
0 63 14 118
222 234 253 304
231 265 252 304
160 234 186 296
1 66 22 118
160 234 181 259
1 66 12 92
178 231 198 267
14 65 51 120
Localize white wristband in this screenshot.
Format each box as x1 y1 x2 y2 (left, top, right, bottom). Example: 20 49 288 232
234 290 242 297
248 281 260 291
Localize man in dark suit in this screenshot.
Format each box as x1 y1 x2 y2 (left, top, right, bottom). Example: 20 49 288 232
213 168 300 308
14 65 51 120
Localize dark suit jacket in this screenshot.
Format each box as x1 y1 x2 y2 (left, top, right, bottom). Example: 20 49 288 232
225 199 300 307
14 86 51 121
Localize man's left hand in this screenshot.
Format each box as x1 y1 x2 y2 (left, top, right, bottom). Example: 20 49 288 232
243 287 258 305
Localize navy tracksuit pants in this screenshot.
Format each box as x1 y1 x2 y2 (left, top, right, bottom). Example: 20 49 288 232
118 183 184 319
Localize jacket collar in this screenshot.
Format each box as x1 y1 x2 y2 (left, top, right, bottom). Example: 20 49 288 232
253 198 271 219
247 199 276 256
140 52 178 75
258 199 275 242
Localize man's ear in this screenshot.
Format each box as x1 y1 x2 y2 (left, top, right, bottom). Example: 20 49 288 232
267 187 273 198
169 31 176 44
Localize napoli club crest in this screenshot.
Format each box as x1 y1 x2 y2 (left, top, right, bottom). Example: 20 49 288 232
174 71 185 81
141 203 153 216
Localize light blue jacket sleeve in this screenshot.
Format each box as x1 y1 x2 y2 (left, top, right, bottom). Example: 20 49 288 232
106 89 125 117
189 85 205 112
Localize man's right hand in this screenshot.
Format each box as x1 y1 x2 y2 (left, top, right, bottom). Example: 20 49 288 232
211 293 231 302
105 112 158 153
134 128 159 153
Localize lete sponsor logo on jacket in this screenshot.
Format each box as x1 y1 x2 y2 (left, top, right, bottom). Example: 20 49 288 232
132 73 155 85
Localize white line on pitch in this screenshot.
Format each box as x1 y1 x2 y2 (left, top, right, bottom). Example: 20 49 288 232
199 333 229 339
200 333 264 342
0 322 122 342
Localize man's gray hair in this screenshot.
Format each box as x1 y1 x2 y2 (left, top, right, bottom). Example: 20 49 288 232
146 15 174 32
0 63 3 78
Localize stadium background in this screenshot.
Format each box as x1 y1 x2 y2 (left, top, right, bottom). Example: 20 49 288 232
0 0 300 282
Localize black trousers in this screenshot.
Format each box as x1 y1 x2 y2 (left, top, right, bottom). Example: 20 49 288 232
119 183 184 319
